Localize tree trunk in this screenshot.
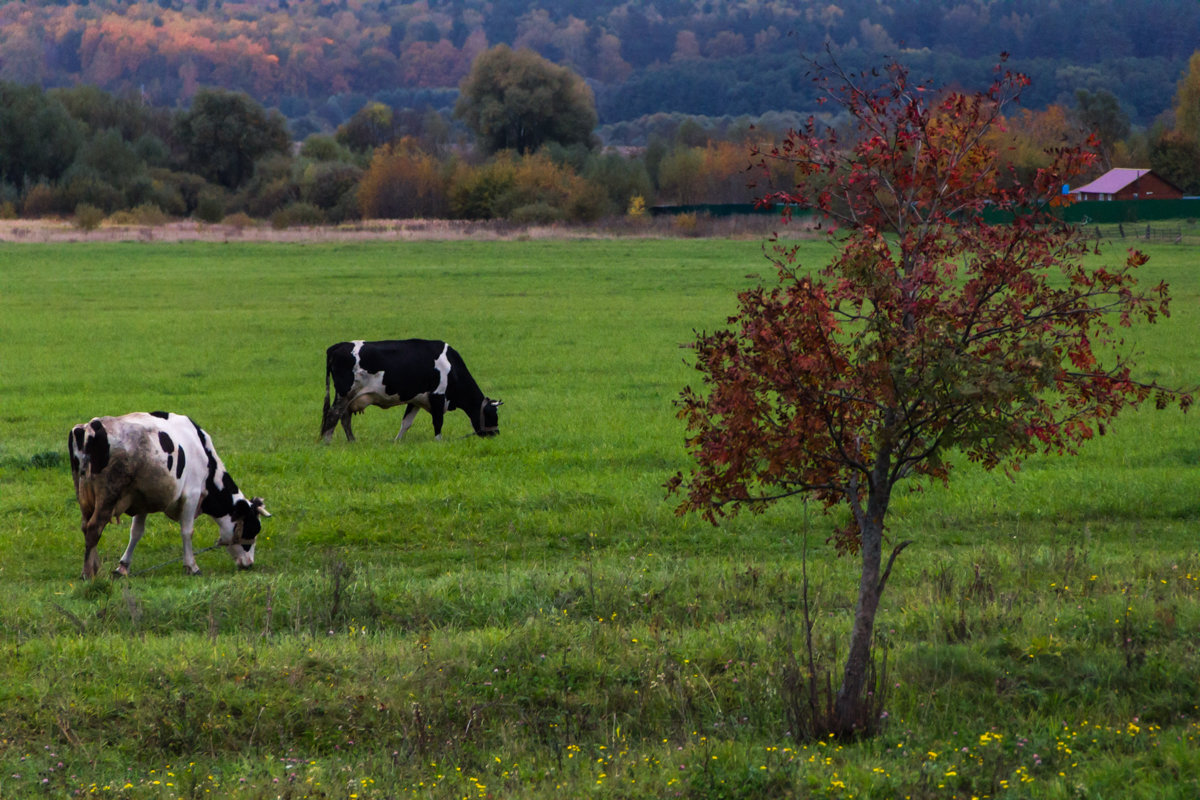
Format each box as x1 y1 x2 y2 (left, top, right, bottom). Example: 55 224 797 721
833 509 884 735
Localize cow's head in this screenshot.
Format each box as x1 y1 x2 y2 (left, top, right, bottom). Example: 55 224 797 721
224 496 271 569
475 398 502 437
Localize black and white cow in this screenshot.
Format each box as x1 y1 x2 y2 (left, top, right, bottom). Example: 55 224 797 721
321 339 502 442
68 411 271 579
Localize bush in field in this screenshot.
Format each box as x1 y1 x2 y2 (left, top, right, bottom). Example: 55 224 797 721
105 204 169 226
657 146 706 204
271 202 325 229
451 151 602 222
148 168 208 216
21 183 64 217
507 201 561 224
194 190 226 224
60 173 125 214
129 203 170 225
244 176 300 219
358 138 447 219
448 156 517 219
584 151 653 217
655 141 761 206
222 212 258 229
73 203 104 231
300 161 363 223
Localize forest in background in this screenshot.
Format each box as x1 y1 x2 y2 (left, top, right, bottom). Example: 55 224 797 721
1 0 1198 140
5 0 1200 228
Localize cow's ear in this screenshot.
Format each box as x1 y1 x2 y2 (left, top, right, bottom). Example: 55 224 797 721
492 399 503 407
251 497 272 518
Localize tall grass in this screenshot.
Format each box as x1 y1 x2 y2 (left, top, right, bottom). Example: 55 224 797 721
0 239 1198 798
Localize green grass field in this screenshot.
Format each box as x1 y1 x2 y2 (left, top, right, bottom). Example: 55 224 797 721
1 237 1198 799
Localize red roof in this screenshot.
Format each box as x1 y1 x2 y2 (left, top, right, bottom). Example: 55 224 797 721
1071 168 1151 195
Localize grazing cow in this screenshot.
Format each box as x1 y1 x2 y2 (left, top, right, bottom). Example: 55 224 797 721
321 339 502 442
68 411 271 579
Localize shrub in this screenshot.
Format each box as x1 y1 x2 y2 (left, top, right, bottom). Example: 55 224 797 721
21 184 62 217
357 139 447 219
671 211 700 236
149 168 208 215
301 161 363 222
0 201 16 220
245 177 299 219
448 156 517 219
73 203 105 231
194 191 226 224
508 202 563 224
60 173 124 214
129 203 170 225
270 202 325 229
451 151 599 222
104 210 138 225
221 212 258 229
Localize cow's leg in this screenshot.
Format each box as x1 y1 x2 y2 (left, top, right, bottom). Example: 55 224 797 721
395 404 422 441
80 509 108 580
113 514 148 577
339 411 356 442
179 500 202 576
429 394 446 441
322 397 353 443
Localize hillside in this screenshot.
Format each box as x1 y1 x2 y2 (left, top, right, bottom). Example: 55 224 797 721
1 0 1196 136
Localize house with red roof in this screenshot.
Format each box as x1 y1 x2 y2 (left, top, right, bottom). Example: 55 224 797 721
1069 168 1183 201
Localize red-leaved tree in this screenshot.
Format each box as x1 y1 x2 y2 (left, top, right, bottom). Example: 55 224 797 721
668 57 1193 738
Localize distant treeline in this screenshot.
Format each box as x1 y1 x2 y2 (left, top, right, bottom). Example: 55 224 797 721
0 0 1196 137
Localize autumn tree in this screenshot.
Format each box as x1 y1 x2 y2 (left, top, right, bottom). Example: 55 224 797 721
1173 50 1200 144
454 45 597 155
1155 52 1200 192
669 58 1192 738
357 138 447 219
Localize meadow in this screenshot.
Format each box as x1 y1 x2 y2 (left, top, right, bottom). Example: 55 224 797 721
0 235 1198 799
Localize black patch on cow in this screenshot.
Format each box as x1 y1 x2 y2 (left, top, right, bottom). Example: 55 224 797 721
150 410 170 420
158 431 174 453
85 420 110 474
175 446 186 479
201 467 238 518
233 498 262 540
358 339 446 401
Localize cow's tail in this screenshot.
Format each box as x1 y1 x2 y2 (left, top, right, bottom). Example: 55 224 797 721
320 350 339 440
323 353 332 419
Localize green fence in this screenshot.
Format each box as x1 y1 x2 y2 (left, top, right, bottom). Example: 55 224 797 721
1056 198 1200 224
654 199 1200 224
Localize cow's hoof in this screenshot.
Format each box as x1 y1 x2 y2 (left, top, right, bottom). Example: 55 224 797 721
112 563 130 578
184 566 202 576
237 562 255 571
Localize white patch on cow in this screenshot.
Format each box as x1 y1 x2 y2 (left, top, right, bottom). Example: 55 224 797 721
433 343 452 394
